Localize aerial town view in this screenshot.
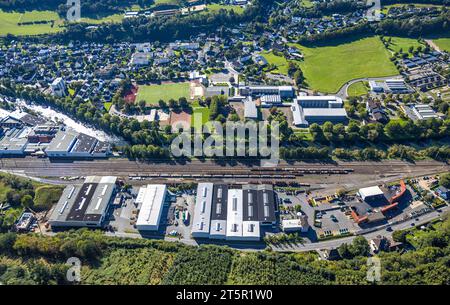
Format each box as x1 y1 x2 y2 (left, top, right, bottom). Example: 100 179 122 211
0 0 449 296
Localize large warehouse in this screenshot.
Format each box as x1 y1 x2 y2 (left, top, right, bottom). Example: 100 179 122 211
358 186 386 202
135 184 168 231
191 183 214 238
291 95 348 127
49 176 117 228
191 183 277 241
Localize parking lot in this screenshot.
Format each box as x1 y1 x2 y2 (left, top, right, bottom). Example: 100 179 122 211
276 189 359 241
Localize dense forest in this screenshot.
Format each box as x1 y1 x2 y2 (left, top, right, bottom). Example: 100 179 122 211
1 212 450 284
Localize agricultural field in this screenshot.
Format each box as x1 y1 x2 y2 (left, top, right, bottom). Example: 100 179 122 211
292 36 398 93
0 9 64 36
384 36 425 54
262 51 292 75
432 37 450 52
135 82 190 105
347 81 369 97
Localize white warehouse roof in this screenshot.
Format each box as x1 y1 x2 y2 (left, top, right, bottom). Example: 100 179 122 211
358 186 384 199
136 184 167 230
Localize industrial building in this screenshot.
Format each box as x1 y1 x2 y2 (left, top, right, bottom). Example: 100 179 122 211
358 186 385 202
0 127 30 155
191 183 278 241
191 183 214 238
291 96 347 127
281 216 309 233
239 85 295 99
45 129 110 158
135 184 168 231
243 97 258 119
411 104 439 120
49 176 117 228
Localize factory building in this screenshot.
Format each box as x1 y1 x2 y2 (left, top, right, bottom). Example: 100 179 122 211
0 127 30 155
358 186 385 202
291 96 348 127
135 184 168 231
48 176 117 228
45 129 110 158
209 184 228 239
191 183 278 241
239 85 295 99
191 183 214 238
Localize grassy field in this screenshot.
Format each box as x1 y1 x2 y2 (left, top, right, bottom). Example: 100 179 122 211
0 9 127 36
206 4 245 14
381 3 445 14
432 37 450 52
292 36 398 93
191 104 210 130
300 0 314 8
80 13 124 24
0 9 64 36
385 36 425 54
347 81 369 96
136 83 190 105
262 51 291 75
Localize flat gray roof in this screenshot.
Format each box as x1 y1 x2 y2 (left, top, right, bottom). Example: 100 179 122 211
46 130 77 153
303 108 347 117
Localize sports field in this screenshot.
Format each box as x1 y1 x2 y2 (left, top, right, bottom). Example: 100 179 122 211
0 9 64 36
136 83 190 105
347 81 369 97
292 36 398 93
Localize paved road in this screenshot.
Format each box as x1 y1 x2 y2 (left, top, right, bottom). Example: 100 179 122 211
335 75 401 99
104 203 449 252
271 204 449 252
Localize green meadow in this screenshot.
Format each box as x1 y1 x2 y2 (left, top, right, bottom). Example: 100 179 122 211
292 36 398 93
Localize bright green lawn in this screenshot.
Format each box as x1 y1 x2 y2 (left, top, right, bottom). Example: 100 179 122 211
347 81 369 97
206 4 245 14
104 102 113 111
262 51 292 75
191 107 210 130
136 83 190 105
300 0 314 8
292 36 398 93
0 9 64 36
385 36 425 54
432 38 450 52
